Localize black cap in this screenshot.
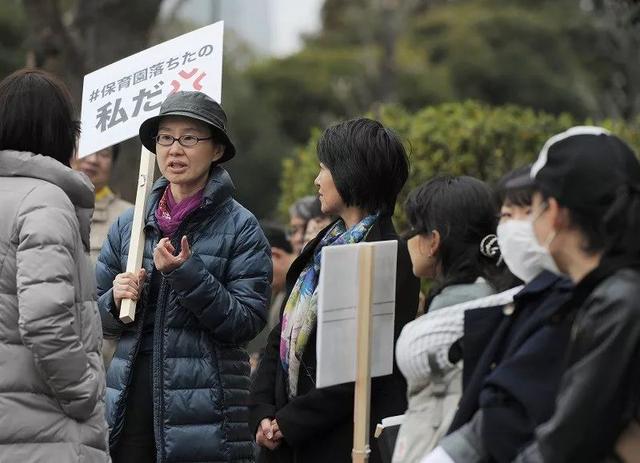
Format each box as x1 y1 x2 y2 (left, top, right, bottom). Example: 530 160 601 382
138 91 236 162
513 126 640 213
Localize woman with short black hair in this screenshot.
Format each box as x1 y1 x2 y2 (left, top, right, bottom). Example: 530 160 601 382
250 117 420 463
317 118 410 217
0 69 79 165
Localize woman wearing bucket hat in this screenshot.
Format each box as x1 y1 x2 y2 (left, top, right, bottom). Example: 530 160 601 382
96 91 272 462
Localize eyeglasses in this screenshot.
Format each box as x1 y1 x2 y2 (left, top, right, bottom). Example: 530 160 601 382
155 134 213 147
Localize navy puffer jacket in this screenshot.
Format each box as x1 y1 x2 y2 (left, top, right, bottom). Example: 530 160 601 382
97 166 271 462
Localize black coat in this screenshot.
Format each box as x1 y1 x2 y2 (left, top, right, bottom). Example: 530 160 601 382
249 216 420 463
447 271 574 462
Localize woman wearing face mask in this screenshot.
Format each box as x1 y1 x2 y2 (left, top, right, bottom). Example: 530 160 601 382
510 127 640 463
392 176 513 463
419 165 575 463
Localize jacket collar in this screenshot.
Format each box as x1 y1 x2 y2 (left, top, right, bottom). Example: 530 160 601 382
430 279 495 312
145 165 235 227
514 270 572 301
560 255 640 316
0 150 94 250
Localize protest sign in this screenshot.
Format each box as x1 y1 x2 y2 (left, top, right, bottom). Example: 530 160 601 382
78 22 224 322
316 240 398 388
316 241 398 461
78 21 223 158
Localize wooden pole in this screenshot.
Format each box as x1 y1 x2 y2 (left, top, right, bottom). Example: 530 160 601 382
352 244 375 463
119 146 156 323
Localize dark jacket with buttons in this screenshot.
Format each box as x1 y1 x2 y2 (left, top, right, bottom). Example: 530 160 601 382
97 166 272 462
249 216 420 463
443 271 573 462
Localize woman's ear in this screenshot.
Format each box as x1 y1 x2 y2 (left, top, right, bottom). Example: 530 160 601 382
429 229 441 257
547 197 567 231
211 144 225 163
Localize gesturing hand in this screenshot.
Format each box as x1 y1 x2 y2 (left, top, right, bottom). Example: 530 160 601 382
154 235 191 273
113 269 147 309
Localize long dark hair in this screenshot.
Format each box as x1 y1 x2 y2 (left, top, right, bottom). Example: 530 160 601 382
405 175 508 301
0 68 79 166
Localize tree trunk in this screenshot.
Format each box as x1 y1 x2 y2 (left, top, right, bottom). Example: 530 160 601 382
22 0 166 202
23 0 164 103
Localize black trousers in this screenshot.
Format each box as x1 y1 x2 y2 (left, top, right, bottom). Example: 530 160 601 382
111 353 156 463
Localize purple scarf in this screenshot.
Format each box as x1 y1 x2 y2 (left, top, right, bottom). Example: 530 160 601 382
154 185 204 236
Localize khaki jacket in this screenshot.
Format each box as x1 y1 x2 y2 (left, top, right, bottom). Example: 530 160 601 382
90 189 132 263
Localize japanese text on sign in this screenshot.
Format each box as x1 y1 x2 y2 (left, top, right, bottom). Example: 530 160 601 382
78 22 223 158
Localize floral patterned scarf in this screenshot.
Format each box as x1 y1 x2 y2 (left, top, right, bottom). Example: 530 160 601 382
280 213 379 397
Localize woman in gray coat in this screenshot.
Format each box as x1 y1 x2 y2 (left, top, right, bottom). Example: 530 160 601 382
0 69 109 462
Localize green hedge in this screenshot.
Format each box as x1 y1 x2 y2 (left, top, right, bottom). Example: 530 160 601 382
279 100 640 227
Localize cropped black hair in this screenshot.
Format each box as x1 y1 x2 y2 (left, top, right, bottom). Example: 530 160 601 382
317 118 409 216
495 164 534 208
0 68 79 166
405 175 510 301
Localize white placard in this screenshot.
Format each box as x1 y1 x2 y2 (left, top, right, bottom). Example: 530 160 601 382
316 240 398 388
78 21 224 158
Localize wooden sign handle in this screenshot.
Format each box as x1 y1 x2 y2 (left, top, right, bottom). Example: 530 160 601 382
119 146 156 323
352 244 375 462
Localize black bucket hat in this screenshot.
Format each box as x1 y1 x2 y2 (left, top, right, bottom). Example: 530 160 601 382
138 91 236 162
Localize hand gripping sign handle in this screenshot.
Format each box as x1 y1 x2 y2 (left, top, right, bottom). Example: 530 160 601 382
352 244 375 463
119 146 156 323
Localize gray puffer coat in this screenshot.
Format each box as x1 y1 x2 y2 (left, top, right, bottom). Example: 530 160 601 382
0 150 109 462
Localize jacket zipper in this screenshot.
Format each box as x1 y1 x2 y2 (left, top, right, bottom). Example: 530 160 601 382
152 205 212 462
153 277 168 462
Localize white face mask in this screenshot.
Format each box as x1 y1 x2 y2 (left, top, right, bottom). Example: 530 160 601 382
497 219 560 282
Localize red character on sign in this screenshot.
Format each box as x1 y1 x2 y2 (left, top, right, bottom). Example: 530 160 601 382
170 68 206 94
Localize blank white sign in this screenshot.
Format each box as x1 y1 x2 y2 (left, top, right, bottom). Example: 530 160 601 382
316 240 398 388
